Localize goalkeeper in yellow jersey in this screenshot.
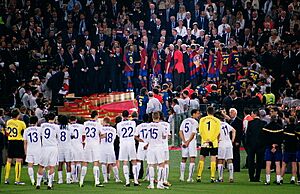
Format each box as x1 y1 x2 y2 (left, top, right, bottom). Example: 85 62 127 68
197 106 220 183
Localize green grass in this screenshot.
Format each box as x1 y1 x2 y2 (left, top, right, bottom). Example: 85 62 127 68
1 151 299 194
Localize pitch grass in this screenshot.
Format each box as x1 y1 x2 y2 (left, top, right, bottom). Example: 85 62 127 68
1 151 299 194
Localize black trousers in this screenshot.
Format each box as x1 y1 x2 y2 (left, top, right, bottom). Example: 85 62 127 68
233 144 240 172
247 146 265 181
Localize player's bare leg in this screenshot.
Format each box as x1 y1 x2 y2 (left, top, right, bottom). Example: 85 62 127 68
290 162 297 184
187 157 196 182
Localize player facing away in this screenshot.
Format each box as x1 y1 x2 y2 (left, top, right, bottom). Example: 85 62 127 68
23 116 42 185
145 112 168 189
4 108 26 185
261 115 283 185
134 116 149 181
99 117 121 183
214 112 236 183
159 112 172 187
69 116 86 183
57 115 73 184
80 110 104 187
179 109 200 182
196 106 221 183
36 112 59 190
116 110 139 187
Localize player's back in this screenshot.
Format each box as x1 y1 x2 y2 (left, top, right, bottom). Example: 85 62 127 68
180 118 198 142
69 123 85 147
23 126 42 153
199 115 220 147
160 121 171 147
57 125 72 148
41 122 59 147
135 123 149 142
6 119 26 141
147 122 165 148
116 120 136 143
100 126 116 147
219 122 233 148
83 120 102 147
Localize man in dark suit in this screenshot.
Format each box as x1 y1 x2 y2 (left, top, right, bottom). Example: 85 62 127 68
86 48 100 95
246 109 267 182
198 11 209 32
222 26 233 46
150 18 163 44
75 48 88 96
109 46 123 91
217 1 226 21
167 16 178 36
183 12 194 30
54 47 66 67
228 108 243 172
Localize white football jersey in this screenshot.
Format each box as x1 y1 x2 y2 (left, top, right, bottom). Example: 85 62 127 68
23 126 42 153
57 125 72 148
219 121 234 148
179 118 198 143
146 122 166 148
100 126 116 147
69 123 85 146
116 120 136 143
135 123 149 142
160 121 171 149
40 123 59 147
83 120 102 148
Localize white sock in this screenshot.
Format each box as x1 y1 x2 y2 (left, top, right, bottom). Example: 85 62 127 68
180 162 186 180
43 170 47 181
291 176 295 181
66 172 71 183
113 166 120 181
58 171 63 182
28 167 35 183
102 164 108 182
276 175 281 182
36 173 43 186
266 174 270 183
228 163 234 180
123 165 130 184
149 166 155 186
93 166 100 185
76 164 81 181
132 165 138 184
80 166 87 184
188 163 195 181
48 173 54 187
218 164 223 180
137 162 141 179
145 166 149 181
164 164 169 183
71 164 75 180
157 167 164 186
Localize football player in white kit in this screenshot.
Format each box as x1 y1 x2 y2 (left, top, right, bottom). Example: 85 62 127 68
116 110 139 187
99 117 121 183
179 109 200 182
69 116 85 183
215 112 236 183
57 115 72 184
134 114 149 181
23 116 42 185
79 111 104 187
145 112 168 189
36 112 59 190
159 112 172 187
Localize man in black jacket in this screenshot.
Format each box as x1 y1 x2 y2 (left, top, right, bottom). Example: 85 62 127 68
228 108 243 172
246 109 267 182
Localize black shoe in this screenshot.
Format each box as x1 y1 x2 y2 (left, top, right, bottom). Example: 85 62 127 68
290 180 295 184
125 183 130 187
196 176 201 182
95 183 104 187
36 186 41 190
280 180 283 184
276 182 281 185
210 179 215 183
47 186 53 190
264 182 270 185
134 183 140 186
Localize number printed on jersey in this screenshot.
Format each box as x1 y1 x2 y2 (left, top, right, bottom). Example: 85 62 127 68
117 121 136 142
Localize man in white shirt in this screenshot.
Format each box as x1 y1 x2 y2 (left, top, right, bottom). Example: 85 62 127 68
215 112 236 183
79 111 104 187
57 115 72 184
145 112 168 189
23 116 42 186
179 109 200 182
146 92 162 114
69 116 85 183
99 117 121 183
176 19 187 38
218 17 230 36
36 113 59 190
116 110 139 186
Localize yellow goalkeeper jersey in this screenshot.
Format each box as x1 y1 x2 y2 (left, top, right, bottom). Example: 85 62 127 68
199 115 221 148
